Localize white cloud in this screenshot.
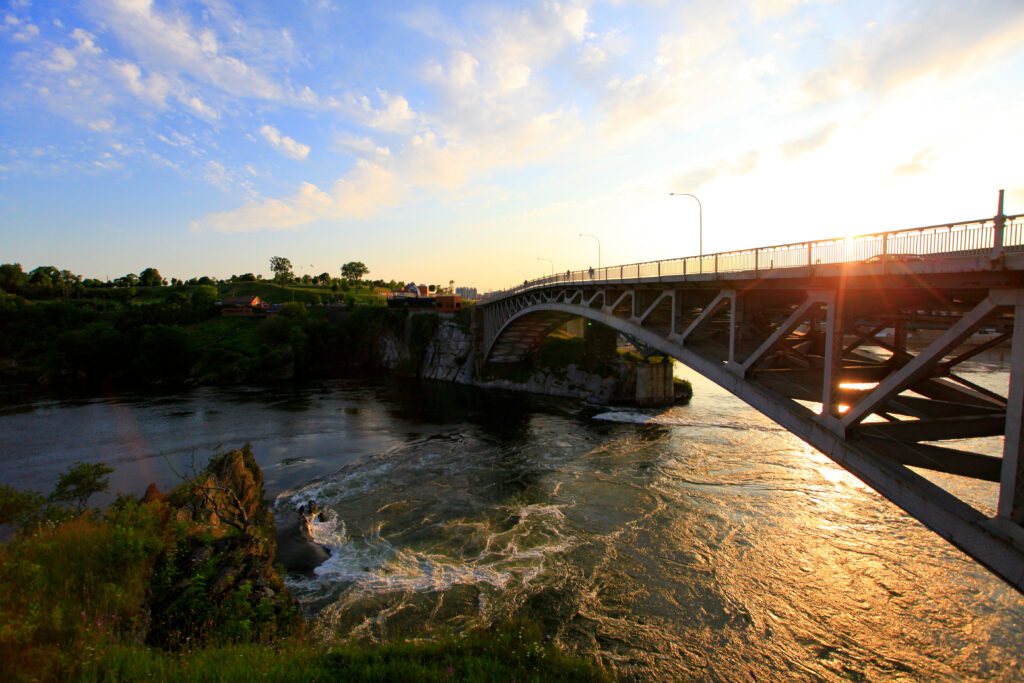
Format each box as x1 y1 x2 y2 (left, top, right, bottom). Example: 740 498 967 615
781 122 838 158
12 22 38 42
259 124 310 160
70 28 101 55
334 133 390 157
89 0 284 100
799 1 1024 106
204 160 232 190
114 61 172 105
363 90 418 131
44 46 77 71
674 151 761 191
192 161 401 232
750 0 834 21
577 44 606 69
892 148 937 176
184 95 218 120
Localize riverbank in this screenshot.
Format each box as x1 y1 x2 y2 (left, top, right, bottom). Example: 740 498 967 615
0 295 688 407
0 446 611 682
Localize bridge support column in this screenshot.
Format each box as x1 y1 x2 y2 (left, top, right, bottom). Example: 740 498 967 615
1000 302 1024 522
636 358 675 406
584 321 617 370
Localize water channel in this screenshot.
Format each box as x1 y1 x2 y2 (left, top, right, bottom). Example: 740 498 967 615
1 361 1022 681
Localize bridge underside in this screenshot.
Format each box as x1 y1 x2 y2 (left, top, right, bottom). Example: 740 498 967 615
480 257 1024 592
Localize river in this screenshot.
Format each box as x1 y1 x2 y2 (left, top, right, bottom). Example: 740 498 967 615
1 363 1022 681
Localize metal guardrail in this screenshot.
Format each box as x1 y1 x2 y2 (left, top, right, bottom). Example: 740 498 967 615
487 213 1024 300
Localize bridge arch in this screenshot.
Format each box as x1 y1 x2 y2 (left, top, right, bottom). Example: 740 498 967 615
484 302 659 365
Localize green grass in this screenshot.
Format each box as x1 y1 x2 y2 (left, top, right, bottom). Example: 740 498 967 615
0 499 173 682
79 620 610 682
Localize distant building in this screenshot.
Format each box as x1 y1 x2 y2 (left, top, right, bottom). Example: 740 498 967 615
433 294 463 313
221 295 262 316
455 286 478 300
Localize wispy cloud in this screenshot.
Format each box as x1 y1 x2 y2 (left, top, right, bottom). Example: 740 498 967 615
259 125 310 160
799 1 1024 106
192 161 401 232
892 148 936 176
674 151 761 191
781 122 838 158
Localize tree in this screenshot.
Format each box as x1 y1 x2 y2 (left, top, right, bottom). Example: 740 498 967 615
139 267 163 287
114 273 138 288
51 461 114 513
191 284 219 308
0 263 28 294
341 261 368 281
270 256 293 284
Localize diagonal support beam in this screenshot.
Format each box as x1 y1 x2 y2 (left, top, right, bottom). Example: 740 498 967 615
738 295 825 376
940 332 1012 371
675 289 734 344
856 415 1006 442
859 438 1003 482
637 291 670 324
607 290 632 314
842 295 999 429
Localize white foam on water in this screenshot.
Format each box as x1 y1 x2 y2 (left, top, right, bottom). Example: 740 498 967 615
592 410 685 425
287 498 578 600
592 410 782 432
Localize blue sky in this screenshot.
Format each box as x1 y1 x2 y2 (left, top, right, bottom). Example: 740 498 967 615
2 0 1023 290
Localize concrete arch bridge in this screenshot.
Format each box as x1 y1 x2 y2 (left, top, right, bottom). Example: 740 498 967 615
478 201 1024 592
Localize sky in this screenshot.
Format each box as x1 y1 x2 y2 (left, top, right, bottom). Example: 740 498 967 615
2 0 1023 291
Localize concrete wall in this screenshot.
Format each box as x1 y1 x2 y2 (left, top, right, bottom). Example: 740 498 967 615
635 359 674 406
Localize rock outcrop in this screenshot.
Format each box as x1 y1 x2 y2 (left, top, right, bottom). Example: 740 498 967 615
144 446 299 648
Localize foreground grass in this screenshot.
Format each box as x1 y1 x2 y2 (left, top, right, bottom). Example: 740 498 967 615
80 620 608 682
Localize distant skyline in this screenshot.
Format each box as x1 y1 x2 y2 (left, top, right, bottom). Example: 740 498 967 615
2 1 1023 290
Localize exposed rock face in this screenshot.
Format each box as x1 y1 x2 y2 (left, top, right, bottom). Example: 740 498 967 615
373 331 408 370
145 446 299 649
418 321 639 403
368 316 687 406
420 321 475 383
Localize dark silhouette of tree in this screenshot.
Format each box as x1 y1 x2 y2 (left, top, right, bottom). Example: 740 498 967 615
139 267 163 287
341 261 368 281
270 256 293 284
0 263 29 294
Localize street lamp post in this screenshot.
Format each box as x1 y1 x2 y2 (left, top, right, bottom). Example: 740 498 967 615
579 233 601 269
670 192 702 272
537 257 554 276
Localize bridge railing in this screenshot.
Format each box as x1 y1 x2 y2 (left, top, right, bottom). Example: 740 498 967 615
487 212 1024 300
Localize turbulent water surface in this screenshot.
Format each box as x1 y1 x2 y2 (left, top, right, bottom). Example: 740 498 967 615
2 363 1022 681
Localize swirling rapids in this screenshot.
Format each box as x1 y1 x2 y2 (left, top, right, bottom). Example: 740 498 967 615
277 373 1023 681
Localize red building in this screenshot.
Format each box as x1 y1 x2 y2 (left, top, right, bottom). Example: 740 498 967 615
221 295 262 316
